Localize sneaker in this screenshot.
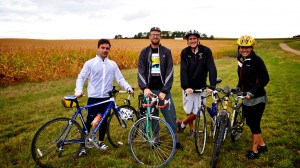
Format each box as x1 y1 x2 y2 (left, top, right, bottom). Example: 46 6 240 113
246 150 259 160
79 147 87 156
176 142 184 151
98 142 109 151
177 121 186 133
258 145 268 153
188 130 195 139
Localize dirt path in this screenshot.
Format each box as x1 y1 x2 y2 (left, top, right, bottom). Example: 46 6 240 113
279 43 300 55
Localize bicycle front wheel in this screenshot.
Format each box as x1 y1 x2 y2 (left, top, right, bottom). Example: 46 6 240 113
231 103 245 142
128 116 176 167
194 108 207 156
211 113 228 168
31 117 84 168
107 105 138 147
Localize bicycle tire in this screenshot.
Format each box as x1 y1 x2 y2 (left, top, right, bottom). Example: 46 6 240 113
230 103 245 142
211 113 228 168
128 116 176 167
31 117 84 168
194 107 207 156
210 99 223 140
107 105 138 147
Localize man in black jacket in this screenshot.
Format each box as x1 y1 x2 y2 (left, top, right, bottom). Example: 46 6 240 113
138 27 183 150
178 30 217 138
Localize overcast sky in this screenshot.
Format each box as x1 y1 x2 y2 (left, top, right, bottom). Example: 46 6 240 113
0 0 299 39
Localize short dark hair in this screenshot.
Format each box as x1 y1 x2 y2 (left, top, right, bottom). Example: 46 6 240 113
97 39 111 48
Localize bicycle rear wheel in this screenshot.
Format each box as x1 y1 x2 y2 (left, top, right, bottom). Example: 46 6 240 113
107 105 138 147
211 113 228 168
231 103 245 142
31 117 84 168
128 116 176 167
194 108 207 156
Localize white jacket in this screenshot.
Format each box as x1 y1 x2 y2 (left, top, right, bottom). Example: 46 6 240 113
75 55 131 98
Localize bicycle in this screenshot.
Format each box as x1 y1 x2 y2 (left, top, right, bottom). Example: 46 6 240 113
106 87 139 148
193 78 222 156
128 93 176 167
210 86 246 168
31 87 134 167
230 90 247 142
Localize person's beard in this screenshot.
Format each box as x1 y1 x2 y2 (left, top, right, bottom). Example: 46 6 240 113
151 39 160 46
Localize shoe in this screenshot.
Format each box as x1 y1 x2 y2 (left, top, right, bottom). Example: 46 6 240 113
177 121 186 133
188 130 195 139
176 142 184 151
98 141 109 151
79 147 87 156
246 150 259 160
258 145 268 153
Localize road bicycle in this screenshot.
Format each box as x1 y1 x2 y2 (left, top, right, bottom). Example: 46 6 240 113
230 89 247 142
31 87 134 167
210 86 246 168
106 87 139 148
193 78 222 156
128 93 176 167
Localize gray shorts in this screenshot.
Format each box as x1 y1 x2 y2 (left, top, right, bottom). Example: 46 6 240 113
182 90 206 115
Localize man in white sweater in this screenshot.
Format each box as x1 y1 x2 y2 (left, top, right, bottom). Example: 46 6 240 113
74 39 133 155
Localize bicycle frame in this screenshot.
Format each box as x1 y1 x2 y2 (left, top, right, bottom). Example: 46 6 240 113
142 94 171 142
59 97 124 148
128 93 176 167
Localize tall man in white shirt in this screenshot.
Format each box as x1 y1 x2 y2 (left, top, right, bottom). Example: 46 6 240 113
75 39 133 154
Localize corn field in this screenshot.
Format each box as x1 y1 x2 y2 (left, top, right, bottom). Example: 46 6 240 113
0 39 236 86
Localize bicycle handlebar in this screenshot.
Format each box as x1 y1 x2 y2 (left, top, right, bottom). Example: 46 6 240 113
142 93 171 109
108 86 135 98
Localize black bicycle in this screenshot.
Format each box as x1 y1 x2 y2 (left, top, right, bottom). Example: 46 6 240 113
210 86 246 168
106 87 139 148
193 78 222 156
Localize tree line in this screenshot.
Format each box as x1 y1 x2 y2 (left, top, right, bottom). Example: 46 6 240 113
114 31 214 39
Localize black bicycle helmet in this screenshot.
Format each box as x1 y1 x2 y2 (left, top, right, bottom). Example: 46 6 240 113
185 30 200 39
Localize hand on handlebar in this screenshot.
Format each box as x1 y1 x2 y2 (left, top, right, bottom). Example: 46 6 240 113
127 87 134 93
74 91 84 98
185 88 193 94
143 88 152 97
158 92 166 100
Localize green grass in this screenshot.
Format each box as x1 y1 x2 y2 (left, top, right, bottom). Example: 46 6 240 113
0 39 300 167
284 39 300 50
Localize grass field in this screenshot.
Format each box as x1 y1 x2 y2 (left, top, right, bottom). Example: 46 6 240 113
0 38 300 167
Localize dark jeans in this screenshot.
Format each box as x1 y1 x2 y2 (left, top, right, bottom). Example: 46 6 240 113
150 90 177 137
85 97 110 141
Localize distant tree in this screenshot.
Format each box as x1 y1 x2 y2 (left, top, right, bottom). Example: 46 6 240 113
161 31 169 38
201 33 208 39
293 35 300 38
114 35 123 39
172 31 185 38
133 30 214 40
137 32 143 39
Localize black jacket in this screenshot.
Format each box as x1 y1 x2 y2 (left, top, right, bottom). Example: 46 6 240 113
138 44 174 94
180 44 217 90
237 51 269 97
